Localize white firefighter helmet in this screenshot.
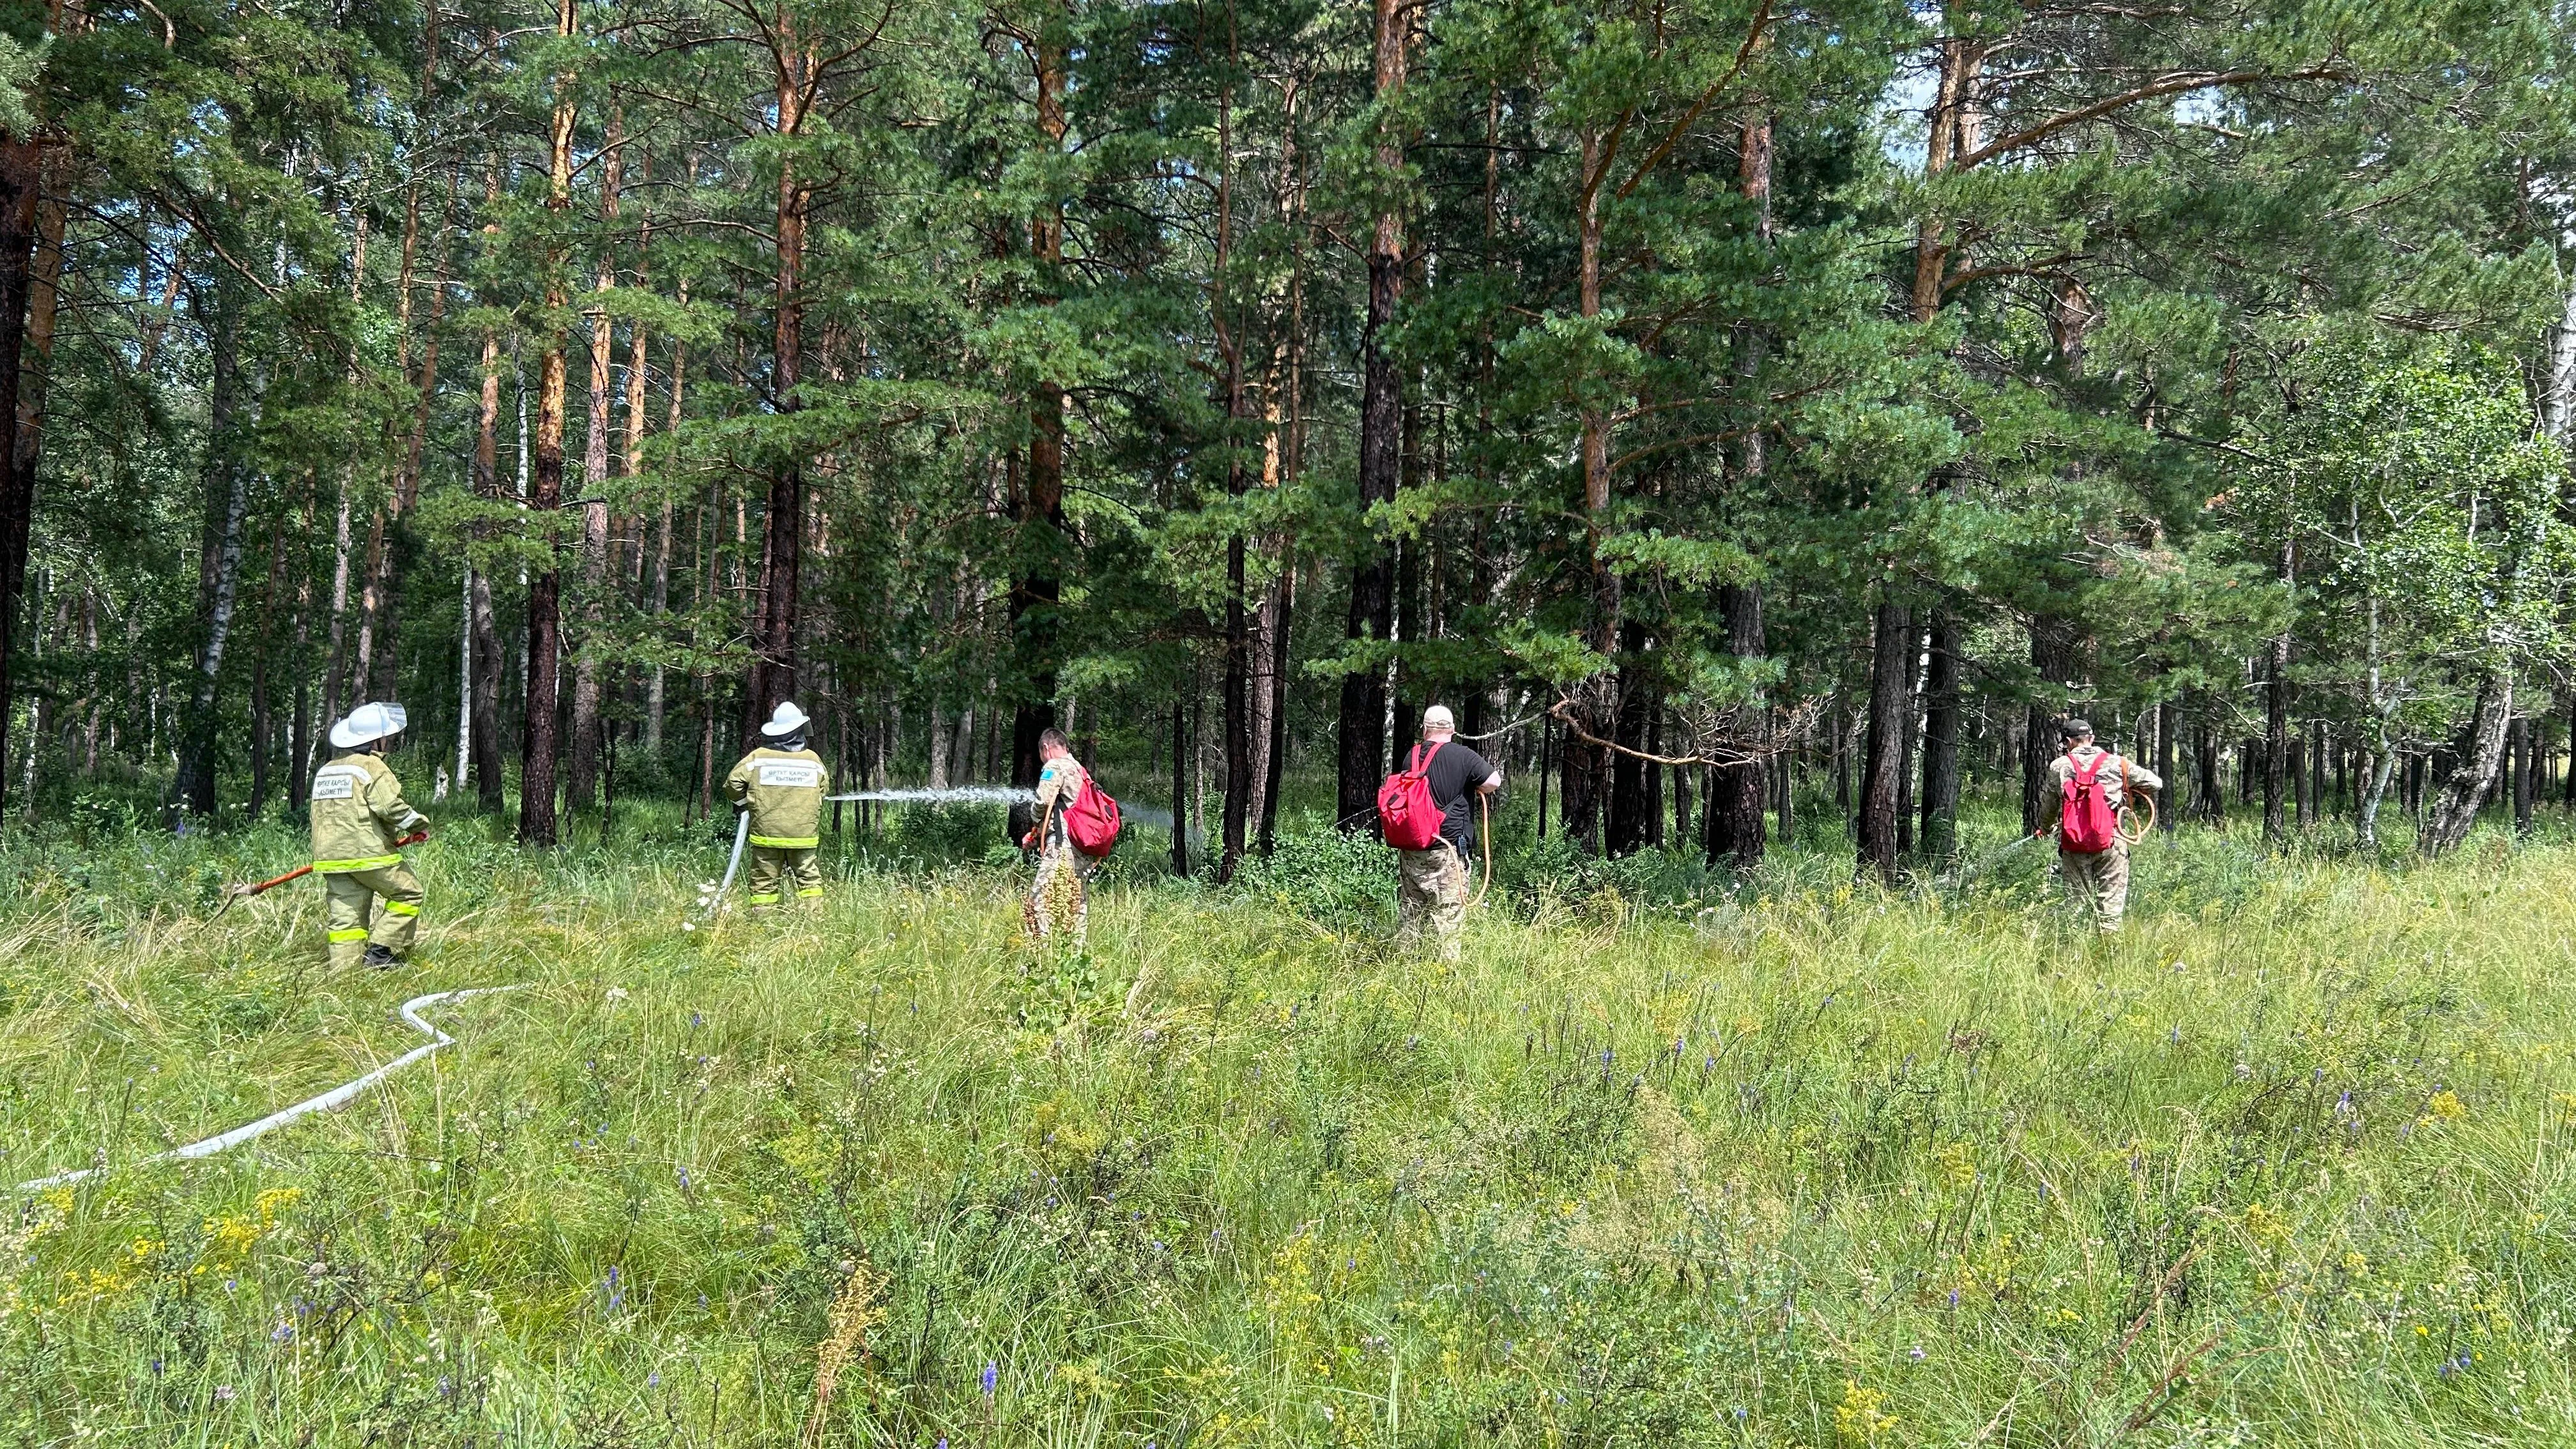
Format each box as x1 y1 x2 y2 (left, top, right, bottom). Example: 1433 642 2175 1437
329 701 410 749
759 701 813 739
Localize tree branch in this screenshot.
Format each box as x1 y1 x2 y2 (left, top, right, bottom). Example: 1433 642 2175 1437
1614 0 1775 201
1955 62 2345 170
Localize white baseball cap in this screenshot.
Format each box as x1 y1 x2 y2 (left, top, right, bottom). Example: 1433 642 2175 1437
329 702 409 749
1422 705 1455 733
760 701 813 739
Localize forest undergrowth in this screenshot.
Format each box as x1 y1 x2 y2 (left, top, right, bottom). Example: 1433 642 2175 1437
3 804 2573 1447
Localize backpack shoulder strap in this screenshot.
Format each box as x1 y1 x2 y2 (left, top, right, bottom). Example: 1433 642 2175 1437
1412 741 1442 776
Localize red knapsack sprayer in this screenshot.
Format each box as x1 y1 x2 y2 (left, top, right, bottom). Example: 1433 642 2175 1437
2058 751 2121 854
1025 769 1123 858
1378 742 1448 850
1062 774 1122 857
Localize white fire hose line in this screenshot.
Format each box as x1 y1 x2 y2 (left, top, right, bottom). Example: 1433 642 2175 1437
825 787 1035 805
13 984 529 1194
824 786 1175 829
702 811 751 916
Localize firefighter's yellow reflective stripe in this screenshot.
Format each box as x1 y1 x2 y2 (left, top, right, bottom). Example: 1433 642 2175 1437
749 836 819 849
313 854 404 873
796 887 824 898
383 900 421 917
747 892 783 905
328 927 371 943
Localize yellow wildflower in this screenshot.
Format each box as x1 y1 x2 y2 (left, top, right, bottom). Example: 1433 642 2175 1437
1834 1381 1898 1444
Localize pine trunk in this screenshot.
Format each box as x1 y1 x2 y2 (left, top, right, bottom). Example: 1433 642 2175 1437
0 139 45 818
176 292 249 818
1856 599 1912 879
1169 699 1190 876
1259 557 1294 854
248 527 287 816
569 114 623 814
1705 585 1767 866
1919 613 1960 859
2264 556 2292 840
1008 31 1069 827
2021 620 2081 833
1216 81 1251 881
1606 619 1652 857
1559 126 1617 854
519 0 579 847
1338 0 1406 831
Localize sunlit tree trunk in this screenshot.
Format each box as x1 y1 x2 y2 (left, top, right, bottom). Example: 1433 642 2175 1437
1866 27 1976 875
744 31 814 739
569 111 624 814
625 156 663 756
1216 65 1252 880
1258 247 1304 856
519 0 579 847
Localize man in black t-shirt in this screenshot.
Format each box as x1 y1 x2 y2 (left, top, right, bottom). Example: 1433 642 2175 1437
1394 704 1502 960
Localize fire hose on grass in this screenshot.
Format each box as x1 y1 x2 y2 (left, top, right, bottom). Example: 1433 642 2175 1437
15 984 528 1193
702 811 751 916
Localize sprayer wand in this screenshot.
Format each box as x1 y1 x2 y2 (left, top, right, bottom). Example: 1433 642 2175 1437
217 830 428 918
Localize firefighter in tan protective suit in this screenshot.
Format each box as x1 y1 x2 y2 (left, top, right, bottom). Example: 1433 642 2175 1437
311 702 429 969
724 702 831 908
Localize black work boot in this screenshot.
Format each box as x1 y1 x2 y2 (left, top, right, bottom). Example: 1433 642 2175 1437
362 944 401 970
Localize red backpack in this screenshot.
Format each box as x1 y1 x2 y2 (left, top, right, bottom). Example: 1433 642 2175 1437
2059 751 2120 854
1378 742 1448 850
1062 774 1123 857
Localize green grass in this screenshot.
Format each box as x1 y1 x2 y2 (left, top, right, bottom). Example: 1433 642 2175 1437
4 800 2575 1446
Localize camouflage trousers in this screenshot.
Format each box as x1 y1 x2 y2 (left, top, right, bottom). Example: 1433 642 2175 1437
1028 844 1096 945
2060 843 2131 933
1396 842 1469 960
323 862 424 967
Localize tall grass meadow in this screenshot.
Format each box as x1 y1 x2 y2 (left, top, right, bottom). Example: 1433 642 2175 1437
3 780 2573 1445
